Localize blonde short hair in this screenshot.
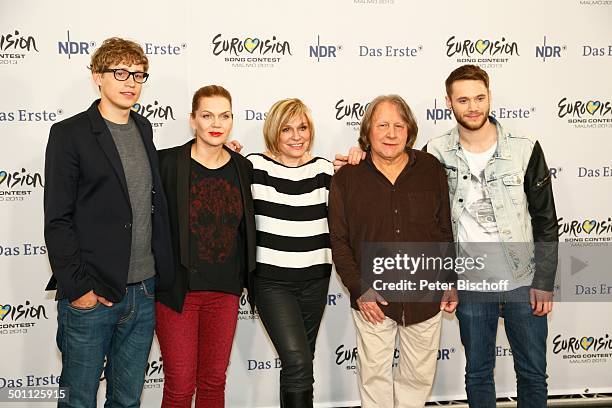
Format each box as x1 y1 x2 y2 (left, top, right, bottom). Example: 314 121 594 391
263 98 315 155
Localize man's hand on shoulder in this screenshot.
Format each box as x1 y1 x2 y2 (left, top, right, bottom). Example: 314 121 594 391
226 139 243 153
333 146 365 173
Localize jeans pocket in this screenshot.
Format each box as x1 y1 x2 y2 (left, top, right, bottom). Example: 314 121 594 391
67 301 100 312
141 278 156 299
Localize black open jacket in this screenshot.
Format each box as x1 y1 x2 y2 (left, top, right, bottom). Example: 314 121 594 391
155 140 256 312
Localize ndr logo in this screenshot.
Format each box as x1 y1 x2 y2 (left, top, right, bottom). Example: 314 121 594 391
549 167 562 179
535 36 566 62
58 30 96 59
327 292 343 306
426 99 452 124
308 35 341 62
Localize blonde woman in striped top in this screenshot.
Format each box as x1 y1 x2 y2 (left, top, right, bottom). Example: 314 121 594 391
247 98 333 408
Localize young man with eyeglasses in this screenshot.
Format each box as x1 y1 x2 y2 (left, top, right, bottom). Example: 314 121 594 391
44 37 173 407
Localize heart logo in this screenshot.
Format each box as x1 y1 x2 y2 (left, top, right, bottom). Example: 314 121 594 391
580 336 594 351
0 304 10 321
476 40 490 54
582 220 596 234
586 101 601 115
0 171 7 185
244 38 260 53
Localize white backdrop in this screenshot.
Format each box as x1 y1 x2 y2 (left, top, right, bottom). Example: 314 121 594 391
1 1 612 407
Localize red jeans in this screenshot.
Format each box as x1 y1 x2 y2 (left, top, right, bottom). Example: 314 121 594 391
156 291 239 408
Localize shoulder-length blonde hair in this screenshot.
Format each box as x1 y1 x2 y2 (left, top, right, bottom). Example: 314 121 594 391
263 98 315 155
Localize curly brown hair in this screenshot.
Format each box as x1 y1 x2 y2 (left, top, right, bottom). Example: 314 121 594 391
89 37 149 73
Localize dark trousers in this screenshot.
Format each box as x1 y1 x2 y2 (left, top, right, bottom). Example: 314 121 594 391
254 275 330 394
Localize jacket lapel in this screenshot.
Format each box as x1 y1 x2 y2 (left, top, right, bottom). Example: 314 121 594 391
87 100 131 205
177 141 192 269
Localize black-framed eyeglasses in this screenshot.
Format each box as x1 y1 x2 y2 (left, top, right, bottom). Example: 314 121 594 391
102 68 149 83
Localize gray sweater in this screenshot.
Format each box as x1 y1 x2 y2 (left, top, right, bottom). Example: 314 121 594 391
105 118 155 283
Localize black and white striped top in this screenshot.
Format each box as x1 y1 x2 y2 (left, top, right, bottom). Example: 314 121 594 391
247 153 333 281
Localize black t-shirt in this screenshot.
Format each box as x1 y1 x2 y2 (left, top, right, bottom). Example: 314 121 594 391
189 157 244 295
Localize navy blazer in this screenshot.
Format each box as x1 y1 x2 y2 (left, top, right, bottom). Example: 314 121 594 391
156 140 257 312
44 99 174 302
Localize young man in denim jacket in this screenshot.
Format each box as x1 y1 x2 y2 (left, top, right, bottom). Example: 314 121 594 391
424 64 558 408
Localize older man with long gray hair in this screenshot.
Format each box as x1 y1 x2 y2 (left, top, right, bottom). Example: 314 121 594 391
329 94 456 408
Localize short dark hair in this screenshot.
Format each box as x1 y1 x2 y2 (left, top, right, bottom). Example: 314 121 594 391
445 64 490 97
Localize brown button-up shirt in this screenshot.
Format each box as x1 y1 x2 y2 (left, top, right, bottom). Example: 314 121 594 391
329 149 453 325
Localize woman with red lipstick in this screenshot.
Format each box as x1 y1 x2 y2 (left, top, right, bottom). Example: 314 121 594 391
247 98 333 407
154 85 256 408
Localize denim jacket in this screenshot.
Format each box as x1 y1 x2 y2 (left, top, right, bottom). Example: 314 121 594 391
424 117 559 291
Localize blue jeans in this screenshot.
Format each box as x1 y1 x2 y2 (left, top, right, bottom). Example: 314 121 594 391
56 277 156 408
456 286 548 408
